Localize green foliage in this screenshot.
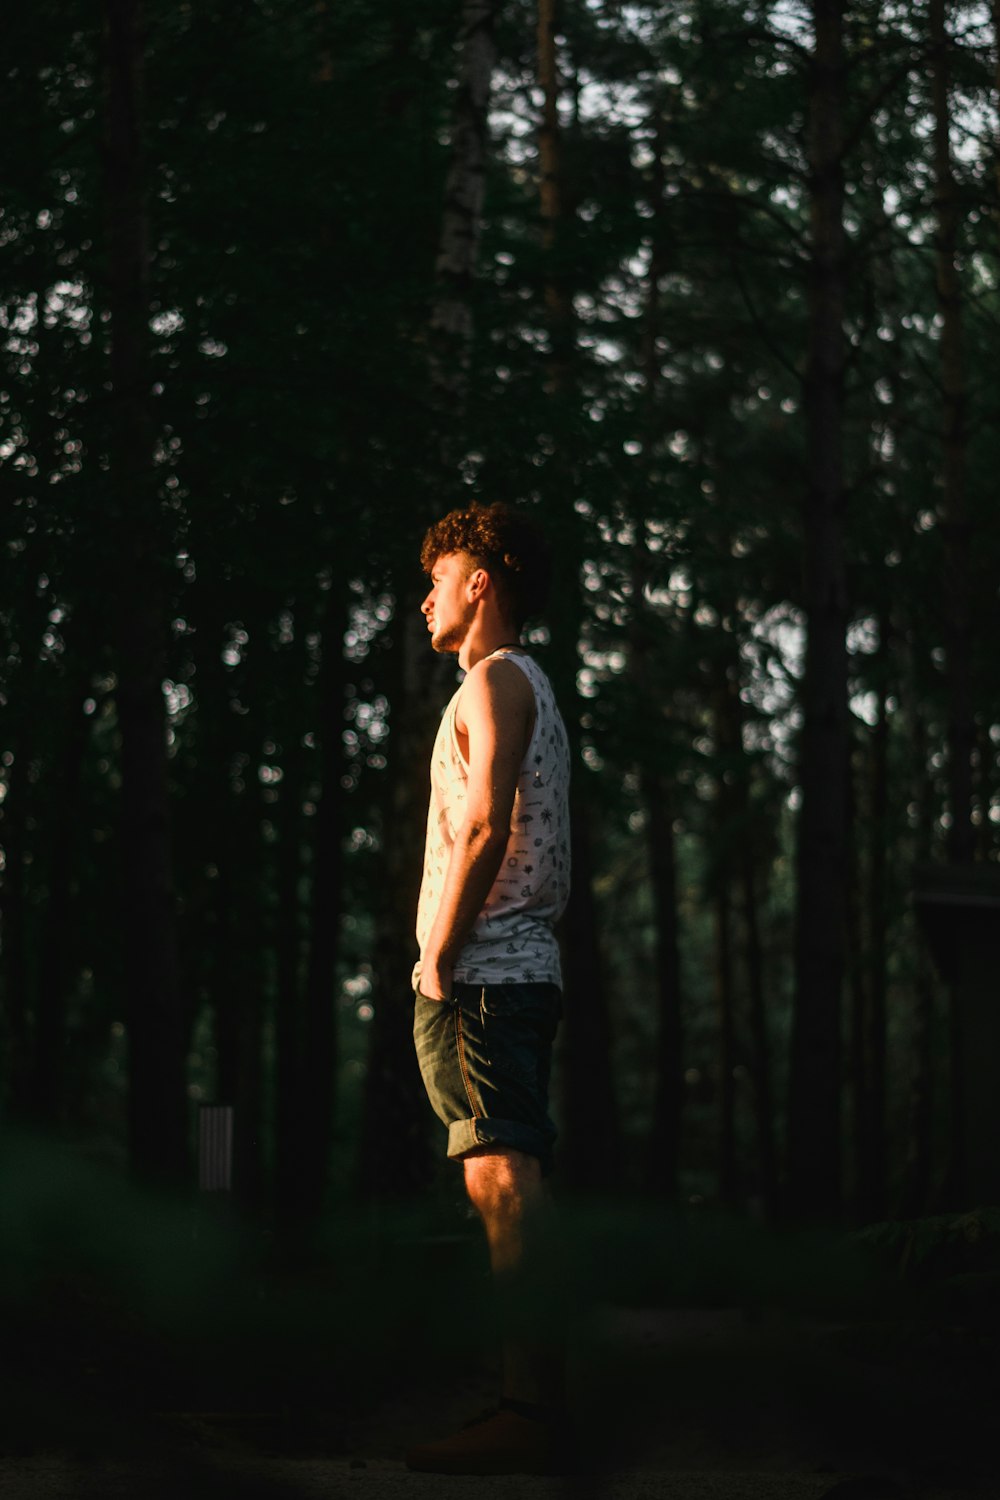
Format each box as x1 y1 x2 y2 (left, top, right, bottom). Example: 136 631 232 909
1 0 998 1214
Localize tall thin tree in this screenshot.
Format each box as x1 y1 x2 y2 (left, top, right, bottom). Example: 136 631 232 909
360 0 501 1196
787 0 850 1221
930 0 974 866
636 99 684 1200
103 0 187 1186
536 0 621 1188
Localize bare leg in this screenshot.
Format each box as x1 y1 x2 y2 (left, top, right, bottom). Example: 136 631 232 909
462 1146 564 1410
404 1147 567 1470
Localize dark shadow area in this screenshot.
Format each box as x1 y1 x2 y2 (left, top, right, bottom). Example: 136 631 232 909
2 1133 998 1496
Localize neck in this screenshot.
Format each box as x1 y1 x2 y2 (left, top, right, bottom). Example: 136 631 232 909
458 618 521 672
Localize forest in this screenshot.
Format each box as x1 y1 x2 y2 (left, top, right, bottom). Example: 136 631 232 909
2 0 1000 1247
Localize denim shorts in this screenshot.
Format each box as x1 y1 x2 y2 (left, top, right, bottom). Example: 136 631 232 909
413 981 562 1174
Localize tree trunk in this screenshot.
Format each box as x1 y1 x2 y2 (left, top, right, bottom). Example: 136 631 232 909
297 589 347 1220
852 161 904 1224
899 950 936 1217
707 662 741 1209
537 0 573 376
643 769 684 1198
535 0 620 1188
360 1 501 1200
845 739 867 1217
975 722 992 860
635 97 684 1202
215 791 267 1213
274 744 305 1223
930 0 974 1211
428 0 499 419
787 0 849 1223
900 708 939 1214
742 852 778 1220
33 684 91 1125
931 0 974 864
856 620 890 1223
559 796 621 1189
712 656 757 1211
360 615 446 1198
0 735 35 1121
994 1 1000 245
714 877 738 1207
104 0 187 1188
713 628 779 1219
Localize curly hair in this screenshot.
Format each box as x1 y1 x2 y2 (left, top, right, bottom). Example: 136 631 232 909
420 501 553 628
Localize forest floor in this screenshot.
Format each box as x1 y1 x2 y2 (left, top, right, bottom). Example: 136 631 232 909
2 1140 999 1499
1 1300 998 1499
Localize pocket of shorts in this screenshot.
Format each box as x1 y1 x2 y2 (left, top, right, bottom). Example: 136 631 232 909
479 984 560 1088
480 982 558 1019
415 984 452 1005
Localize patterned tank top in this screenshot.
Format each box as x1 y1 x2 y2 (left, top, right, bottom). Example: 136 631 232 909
413 647 571 988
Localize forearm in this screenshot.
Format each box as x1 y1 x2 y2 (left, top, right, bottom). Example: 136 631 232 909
423 822 508 972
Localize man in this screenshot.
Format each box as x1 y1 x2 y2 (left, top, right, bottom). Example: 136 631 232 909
405 501 571 1476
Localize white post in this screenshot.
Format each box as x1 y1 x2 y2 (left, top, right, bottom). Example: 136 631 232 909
198 1104 234 1192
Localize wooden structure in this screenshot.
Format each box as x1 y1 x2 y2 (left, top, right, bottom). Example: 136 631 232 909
914 864 1000 1206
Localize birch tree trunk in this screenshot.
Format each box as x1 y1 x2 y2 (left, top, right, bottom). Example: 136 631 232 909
787 0 849 1221
104 0 187 1186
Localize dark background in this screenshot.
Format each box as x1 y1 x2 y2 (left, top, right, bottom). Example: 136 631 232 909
2 0 999 1489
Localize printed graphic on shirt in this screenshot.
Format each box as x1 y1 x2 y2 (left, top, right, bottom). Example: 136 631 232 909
413 649 571 988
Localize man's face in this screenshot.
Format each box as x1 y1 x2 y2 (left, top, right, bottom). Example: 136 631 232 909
421 551 475 654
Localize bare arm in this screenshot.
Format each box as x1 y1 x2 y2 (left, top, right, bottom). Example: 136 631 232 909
419 658 533 1000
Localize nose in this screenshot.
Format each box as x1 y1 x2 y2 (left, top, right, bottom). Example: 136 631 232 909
421 588 434 617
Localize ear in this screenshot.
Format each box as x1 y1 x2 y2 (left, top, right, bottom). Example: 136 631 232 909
466 567 489 601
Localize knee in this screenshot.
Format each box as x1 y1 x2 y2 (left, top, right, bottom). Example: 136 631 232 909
463 1148 540 1216
463 1152 503 1215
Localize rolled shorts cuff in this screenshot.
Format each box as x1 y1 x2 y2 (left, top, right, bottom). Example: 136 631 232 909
447 1116 555 1173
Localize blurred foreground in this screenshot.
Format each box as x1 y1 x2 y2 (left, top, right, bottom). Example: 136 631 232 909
2 1132 999 1498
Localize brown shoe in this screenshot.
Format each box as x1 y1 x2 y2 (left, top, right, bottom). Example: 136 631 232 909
404 1406 562 1475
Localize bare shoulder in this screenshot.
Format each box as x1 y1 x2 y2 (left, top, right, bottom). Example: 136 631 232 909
457 654 533 730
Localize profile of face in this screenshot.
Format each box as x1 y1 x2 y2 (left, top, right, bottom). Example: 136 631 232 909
421 551 480 655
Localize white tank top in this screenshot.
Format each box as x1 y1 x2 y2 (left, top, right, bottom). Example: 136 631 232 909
413 648 571 988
